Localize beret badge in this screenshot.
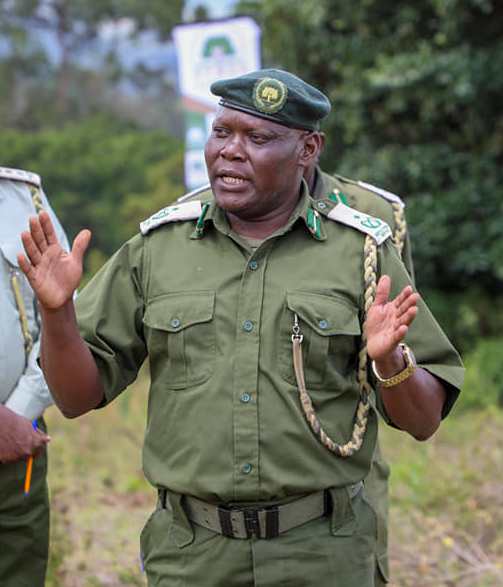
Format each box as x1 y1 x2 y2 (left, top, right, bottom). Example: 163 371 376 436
253 78 288 114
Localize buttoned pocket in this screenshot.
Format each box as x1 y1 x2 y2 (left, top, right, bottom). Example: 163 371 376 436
280 291 361 391
143 290 216 389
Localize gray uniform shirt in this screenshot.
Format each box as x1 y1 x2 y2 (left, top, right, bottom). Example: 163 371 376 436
0 168 69 419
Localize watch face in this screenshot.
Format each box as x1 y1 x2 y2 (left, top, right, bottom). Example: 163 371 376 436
401 344 416 367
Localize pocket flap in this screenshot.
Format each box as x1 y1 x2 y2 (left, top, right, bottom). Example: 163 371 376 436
143 291 215 332
286 291 360 336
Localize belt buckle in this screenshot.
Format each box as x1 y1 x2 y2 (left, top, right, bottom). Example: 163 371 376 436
218 504 261 538
242 507 260 538
218 504 280 539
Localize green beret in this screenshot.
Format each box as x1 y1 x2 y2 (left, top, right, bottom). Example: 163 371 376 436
210 68 331 131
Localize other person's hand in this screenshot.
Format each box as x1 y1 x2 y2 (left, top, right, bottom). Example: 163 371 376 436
0 407 50 463
18 211 91 310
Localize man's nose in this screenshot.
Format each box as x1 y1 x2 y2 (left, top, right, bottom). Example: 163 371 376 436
220 135 245 160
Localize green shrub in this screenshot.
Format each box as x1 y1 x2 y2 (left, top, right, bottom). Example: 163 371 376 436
456 337 503 412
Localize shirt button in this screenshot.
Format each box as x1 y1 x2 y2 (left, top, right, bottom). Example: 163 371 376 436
243 320 254 332
240 393 251 403
319 319 329 330
171 318 181 328
249 260 258 271
242 463 253 474
317 201 327 210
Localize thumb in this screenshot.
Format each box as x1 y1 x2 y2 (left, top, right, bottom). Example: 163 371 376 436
374 275 391 306
71 229 91 265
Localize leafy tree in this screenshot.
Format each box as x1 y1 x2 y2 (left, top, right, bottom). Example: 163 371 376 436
0 0 184 127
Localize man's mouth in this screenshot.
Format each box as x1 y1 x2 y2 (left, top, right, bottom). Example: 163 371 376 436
221 175 246 185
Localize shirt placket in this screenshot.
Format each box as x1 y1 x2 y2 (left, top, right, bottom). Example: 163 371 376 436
231 242 270 501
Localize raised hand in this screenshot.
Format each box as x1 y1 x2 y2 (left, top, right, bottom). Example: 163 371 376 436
365 275 419 361
18 211 91 310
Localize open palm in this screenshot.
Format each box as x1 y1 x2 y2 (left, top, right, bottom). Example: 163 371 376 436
18 211 91 310
366 275 419 361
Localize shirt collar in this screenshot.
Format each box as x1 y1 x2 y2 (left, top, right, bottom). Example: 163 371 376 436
311 165 330 199
192 180 326 242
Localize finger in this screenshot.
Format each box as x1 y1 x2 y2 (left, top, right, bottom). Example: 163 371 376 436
398 306 418 328
34 430 51 443
393 285 414 309
33 438 51 458
396 293 420 319
32 431 51 452
392 324 409 345
71 230 91 265
374 275 391 306
39 211 58 246
29 216 48 253
20 231 42 265
17 253 35 280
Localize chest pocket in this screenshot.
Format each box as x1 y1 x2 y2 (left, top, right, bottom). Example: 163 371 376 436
280 291 361 392
143 290 216 390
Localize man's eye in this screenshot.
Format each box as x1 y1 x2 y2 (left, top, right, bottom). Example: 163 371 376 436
212 127 229 137
250 134 268 144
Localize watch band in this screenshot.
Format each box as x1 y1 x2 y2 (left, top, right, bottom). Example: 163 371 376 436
372 343 416 388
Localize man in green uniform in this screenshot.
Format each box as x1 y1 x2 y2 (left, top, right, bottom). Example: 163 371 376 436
0 167 69 587
19 69 463 587
176 114 414 586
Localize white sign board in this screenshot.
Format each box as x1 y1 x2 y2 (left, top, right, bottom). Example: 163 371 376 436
174 17 261 190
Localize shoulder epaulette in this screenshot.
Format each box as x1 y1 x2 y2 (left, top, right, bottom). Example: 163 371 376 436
177 183 211 204
140 200 202 235
357 180 404 207
333 173 404 207
325 202 392 245
0 166 41 188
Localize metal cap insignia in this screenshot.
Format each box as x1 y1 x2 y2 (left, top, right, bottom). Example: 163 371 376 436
253 78 288 114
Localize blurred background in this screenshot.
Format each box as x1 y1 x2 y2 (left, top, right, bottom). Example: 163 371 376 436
1 0 502 585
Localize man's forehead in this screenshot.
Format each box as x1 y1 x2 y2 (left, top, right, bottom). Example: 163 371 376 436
213 106 296 134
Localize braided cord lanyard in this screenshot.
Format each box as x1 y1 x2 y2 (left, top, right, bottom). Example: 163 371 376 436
10 272 34 363
8 185 45 365
391 202 407 256
29 185 44 214
292 235 378 457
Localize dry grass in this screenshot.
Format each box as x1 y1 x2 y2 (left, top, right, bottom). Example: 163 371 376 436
45 373 503 586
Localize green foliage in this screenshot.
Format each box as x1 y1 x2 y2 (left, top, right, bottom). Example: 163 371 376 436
0 116 184 275
238 0 503 345
456 337 503 411
0 0 184 128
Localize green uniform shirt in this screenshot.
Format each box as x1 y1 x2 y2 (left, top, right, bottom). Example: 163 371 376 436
76 186 463 503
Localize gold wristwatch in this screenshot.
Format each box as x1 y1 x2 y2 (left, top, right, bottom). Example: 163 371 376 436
372 343 416 388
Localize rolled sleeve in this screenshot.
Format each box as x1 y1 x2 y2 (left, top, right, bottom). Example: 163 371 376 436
75 235 147 405
5 339 54 420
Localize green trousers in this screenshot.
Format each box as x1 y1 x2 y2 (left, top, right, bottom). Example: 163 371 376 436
365 440 390 584
141 486 385 587
0 420 49 587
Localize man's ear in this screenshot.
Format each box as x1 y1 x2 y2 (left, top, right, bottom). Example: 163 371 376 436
299 132 323 167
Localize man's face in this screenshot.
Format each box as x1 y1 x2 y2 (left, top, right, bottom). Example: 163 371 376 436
204 107 308 220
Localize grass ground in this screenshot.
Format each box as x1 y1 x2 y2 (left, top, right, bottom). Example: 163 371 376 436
45 373 503 586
